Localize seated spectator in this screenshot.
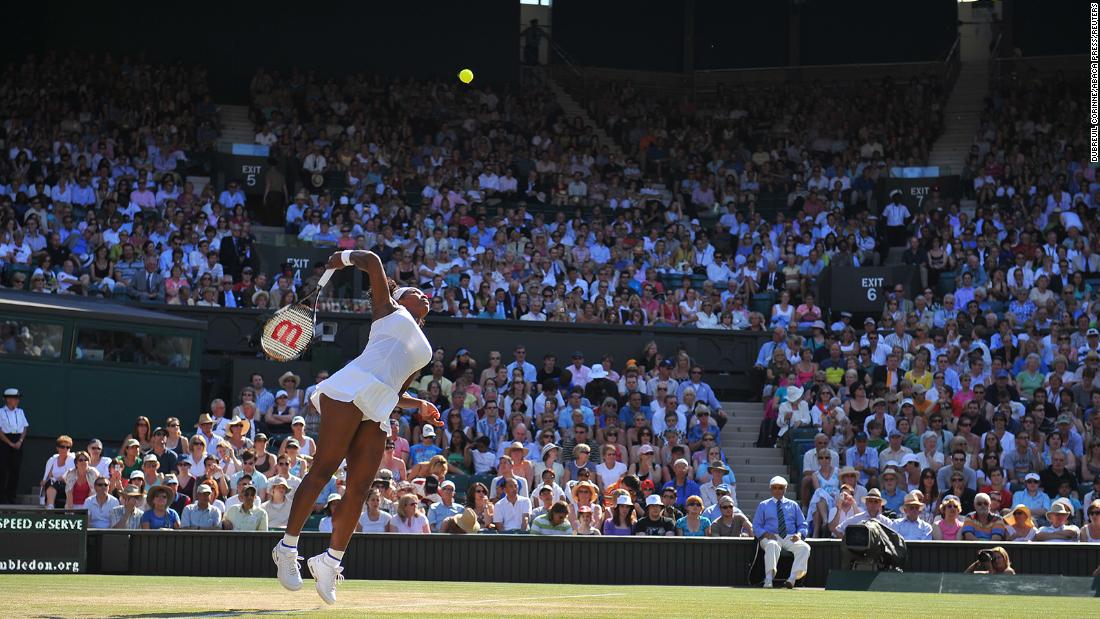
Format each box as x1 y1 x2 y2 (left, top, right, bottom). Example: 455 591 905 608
181 484 222 530
573 505 601 535
837 488 892 536
633 494 675 536
427 480 463 531
891 493 933 540
141 485 181 530
262 477 293 529
1003 504 1037 542
492 477 531 532
223 484 268 531
83 476 119 529
388 493 431 534
110 485 145 529
675 494 711 537
439 508 481 534
530 500 573 536
1034 501 1079 542
359 489 393 533
961 493 1007 541
933 495 965 541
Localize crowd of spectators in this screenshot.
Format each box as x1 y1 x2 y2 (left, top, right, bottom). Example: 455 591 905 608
4 52 1100 548
21 340 767 536
747 70 1100 541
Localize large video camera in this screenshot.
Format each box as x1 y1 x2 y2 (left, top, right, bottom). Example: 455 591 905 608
842 521 907 572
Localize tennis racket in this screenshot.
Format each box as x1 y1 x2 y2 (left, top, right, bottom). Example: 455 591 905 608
261 268 335 362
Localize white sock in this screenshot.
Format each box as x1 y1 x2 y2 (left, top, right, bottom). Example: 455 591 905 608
324 548 345 565
281 534 299 548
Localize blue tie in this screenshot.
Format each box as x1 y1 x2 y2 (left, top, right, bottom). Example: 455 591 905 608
776 501 788 538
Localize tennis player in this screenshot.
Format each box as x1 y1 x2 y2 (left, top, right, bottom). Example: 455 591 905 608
272 249 439 604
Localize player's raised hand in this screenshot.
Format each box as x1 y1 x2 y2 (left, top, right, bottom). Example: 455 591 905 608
419 400 443 426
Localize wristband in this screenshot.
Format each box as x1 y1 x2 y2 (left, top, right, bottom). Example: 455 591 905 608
339 250 354 267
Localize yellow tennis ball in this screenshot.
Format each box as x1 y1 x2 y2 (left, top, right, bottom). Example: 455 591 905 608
458 69 474 84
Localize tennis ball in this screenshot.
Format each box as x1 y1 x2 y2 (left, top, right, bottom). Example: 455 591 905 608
458 68 474 84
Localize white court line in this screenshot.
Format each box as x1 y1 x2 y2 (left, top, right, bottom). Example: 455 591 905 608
402 592 628 607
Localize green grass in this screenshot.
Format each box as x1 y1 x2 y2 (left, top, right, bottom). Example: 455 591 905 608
0 575 1093 618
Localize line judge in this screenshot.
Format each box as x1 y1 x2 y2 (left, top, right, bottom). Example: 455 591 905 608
752 475 811 588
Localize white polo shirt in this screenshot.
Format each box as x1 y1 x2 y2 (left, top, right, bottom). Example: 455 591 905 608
83 494 120 528
493 495 532 531
0 406 29 434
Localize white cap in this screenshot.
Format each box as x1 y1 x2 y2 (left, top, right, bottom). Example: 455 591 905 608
1024 472 1040 482
275 389 289 398
440 480 456 491
769 475 788 487
291 416 305 426
3 388 19 397
645 494 663 507
422 425 436 438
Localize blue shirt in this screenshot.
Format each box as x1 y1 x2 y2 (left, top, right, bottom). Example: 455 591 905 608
675 516 712 537
141 508 181 530
676 380 722 410
752 497 808 538
410 443 443 465
506 360 537 384
556 406 595 430
881 486 906 513
687 422 721 445
662 479 702 509
475 417 508 452
1011 489 1052 514
755 341 789 367
427 501 464 531
844 446 880 486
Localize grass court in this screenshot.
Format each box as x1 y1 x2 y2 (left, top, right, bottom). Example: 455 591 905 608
0 574 1095 618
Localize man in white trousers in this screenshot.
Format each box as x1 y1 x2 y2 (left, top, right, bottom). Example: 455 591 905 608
752 475 811 588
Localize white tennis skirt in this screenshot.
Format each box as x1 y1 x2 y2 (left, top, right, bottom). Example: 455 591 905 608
308 365 396 437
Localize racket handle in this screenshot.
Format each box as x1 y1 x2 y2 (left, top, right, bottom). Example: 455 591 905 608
317 268 335 289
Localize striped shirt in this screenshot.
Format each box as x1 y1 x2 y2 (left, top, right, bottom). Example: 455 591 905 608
530 513 573 536
961 513 1006 540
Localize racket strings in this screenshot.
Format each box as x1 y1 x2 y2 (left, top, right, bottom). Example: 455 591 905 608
261 303 316 362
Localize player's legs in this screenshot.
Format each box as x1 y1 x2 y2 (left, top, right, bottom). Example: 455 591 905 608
284 395 363 537
274 394 363 593
328 420 387 552
307 417 387 605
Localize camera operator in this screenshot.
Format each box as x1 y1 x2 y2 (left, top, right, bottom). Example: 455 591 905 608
964 546 1015 575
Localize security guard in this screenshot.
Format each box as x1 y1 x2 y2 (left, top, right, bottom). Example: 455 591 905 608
0 387 30 504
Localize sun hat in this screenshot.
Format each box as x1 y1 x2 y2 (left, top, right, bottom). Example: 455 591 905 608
196 484 213 495
1050 501 1073 516
143 454 159 464
146 484 175 509
903 493 923 507
195 413 214 427
279 371 301 387
785 386 804 403
615 494 633 506
122 485 143 497
838 466 859 478
228 418 251 434
129 470 144 481
1005 504 1034 529
571 481 599 504
540 443 560 459
291 416 306 426
645 494 663 507
589 364 609 379
507 441 529 457
862 488 884 503
325 493 342 506
454 508 481 533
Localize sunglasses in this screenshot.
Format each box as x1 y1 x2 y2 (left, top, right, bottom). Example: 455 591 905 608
1089 510 1100 516
95 482 108 487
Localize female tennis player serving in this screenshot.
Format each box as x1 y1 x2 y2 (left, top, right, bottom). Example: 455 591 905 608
272 249 439 604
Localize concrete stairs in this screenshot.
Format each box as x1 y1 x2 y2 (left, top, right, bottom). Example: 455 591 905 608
217 104 255 148
720 401 785 520
546 77 625 161
928 61 989 178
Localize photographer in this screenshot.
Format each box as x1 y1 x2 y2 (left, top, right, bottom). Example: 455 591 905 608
964 546 1015 575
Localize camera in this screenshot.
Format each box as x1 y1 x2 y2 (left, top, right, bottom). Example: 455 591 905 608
977 549 995 564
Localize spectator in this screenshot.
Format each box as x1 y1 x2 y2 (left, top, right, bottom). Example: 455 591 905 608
427 480 463 531
1034 501 1079 542
837 488 892 536
1003 504 1037 542
961 493 1007 541
662 459 702 510
110 485 145 529
223 484 268 531
1011 472 1052 523
83 476 119 529
263 477 293 529
141 485 181 530
492 477 531 532
358 489 393 533
675 494 711 537
182 484 222 530
388 494 431 534
891 493 933 540
40 434 74 508
63 450 99 509
530 500 573 536
633 494 676 537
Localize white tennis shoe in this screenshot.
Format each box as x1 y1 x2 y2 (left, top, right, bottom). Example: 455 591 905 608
271 543 303 591
307 553 344 605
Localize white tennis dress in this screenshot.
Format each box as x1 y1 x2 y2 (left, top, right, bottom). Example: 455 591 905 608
309 305 431 435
